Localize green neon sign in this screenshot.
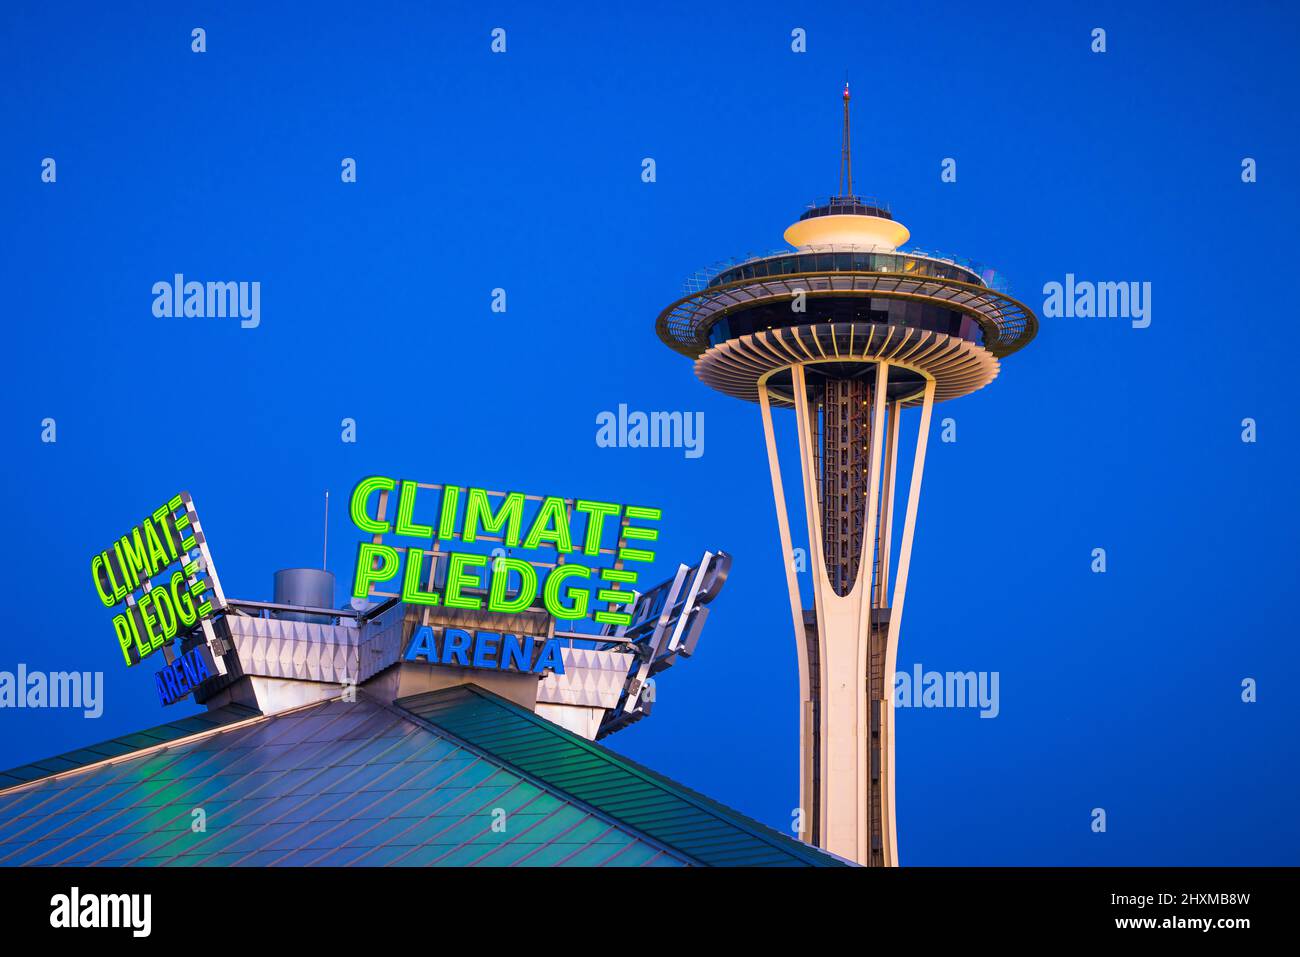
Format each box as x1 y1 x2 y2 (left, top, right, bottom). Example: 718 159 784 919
91 492 225 668
347 477 662 627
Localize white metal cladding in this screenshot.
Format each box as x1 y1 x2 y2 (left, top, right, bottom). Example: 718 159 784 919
356 614 406 683
536 647 636 709
224 612 638 710
224 616 361 684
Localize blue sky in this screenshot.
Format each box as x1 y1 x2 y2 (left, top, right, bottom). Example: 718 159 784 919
1 0 1297 864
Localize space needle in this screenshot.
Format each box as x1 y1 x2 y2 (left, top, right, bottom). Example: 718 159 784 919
654 84 1037 866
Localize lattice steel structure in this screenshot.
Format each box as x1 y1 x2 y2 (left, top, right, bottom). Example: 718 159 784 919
654 84 1037 866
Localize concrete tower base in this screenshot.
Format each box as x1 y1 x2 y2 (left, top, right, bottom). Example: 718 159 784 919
758 360 936 866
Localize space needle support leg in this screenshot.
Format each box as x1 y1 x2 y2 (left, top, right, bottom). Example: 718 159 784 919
880 376 937 867
758 379 815 844
789 363 834 845
877 401 902 609
854 361 889 864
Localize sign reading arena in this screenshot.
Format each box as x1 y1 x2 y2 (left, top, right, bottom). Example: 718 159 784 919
404 627 564 675
349 477 662 628
154 644 220 706
89 492 227 668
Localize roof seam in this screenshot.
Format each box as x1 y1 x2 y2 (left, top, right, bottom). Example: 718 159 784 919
416 685 840 866
0 704 271 797
377 691 700 867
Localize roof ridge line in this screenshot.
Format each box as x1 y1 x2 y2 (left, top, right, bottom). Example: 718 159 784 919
441 684 841 865
0 700 333 796
375 688 699 867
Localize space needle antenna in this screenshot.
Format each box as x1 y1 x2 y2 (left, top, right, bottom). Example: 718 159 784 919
839 80 853 197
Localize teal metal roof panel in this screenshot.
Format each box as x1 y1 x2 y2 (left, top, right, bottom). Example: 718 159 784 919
0 696 685 867
397 684 847 867
0 703 260 791
0 685 847 866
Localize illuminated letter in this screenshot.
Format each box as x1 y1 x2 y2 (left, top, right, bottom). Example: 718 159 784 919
139 591 162 650
543 564 590 619
153 503 181 562
473 632 500 669
575 500 621 556
463 488 525 547
126 607 151 663
171 570 197 626
152 586 179 641
532 639 565 675
444 553 486 610
593 567 638 626
395 482 433 539
618 505 661 563
500 634 530 671
186 564 212 618
142 518 171 573
400 549 440 606
116 530 149 590
523 496 573 552
487 558 536 614
113 613 135 666
353 543 400 598
91 554 115 607
438 485 460 539
102 549 128 602
442 629 472 666
350 476 395 534
405 625 437 662
173 505 196 552
193 649 213 683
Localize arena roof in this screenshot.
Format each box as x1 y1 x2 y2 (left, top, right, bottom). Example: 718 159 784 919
0 686 845 867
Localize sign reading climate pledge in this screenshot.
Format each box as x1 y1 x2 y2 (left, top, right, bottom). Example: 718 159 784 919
89 492 227 668
404 627 564 676
348 477 663 626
